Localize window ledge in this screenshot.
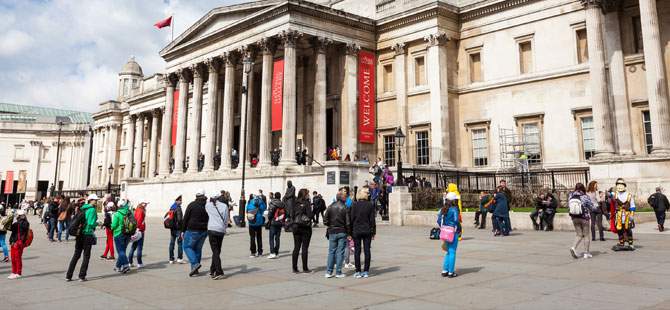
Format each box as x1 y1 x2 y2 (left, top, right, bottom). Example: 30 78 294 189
13 158 29 163
407 87 429 96
377 93 396 102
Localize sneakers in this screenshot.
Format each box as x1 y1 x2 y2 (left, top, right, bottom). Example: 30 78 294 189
100 255 106 260
121 266 131 274
9 274 21 280
292 269 301 274
363 272 369 278
169 261 174 265
302 269 315 274
628 244 636 251
137 264 145 269
189 264 201 277
569 247 578 259
2 257 8 262
105 257 114 261
447 273 458 278
441 272 448 278
79 278 87 282
212 274 225 280
176 259 186 264
7 273 15 279
268 254 276 259
325 273 334 278
344 263 355 269
583 252 592 259
66 278 72 282
355 272 362 279
249 253 257 258
335 274 346 278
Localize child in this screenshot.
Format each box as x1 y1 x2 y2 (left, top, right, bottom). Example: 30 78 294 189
8 210 30 279
100 202 116 261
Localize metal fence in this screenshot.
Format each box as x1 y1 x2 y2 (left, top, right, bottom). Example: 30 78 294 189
55 185 121 199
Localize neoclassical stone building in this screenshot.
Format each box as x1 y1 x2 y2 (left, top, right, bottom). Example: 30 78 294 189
91 0 670 214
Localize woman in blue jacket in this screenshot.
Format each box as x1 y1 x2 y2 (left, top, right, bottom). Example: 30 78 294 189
246 193 267 257
437 192 462 278
492 187 511 236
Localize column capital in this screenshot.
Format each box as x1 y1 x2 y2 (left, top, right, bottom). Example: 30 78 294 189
581 0 622 13
238 44 259 61
152 109 161 118
190 63 206 79
259 37 279 55
310 37 332 54
205 57 221 73
163 73 178 88
129 114 138 122
110 123 119 129
280 30 302 48
30 140 42 146
391 42 406 56
343 43 360 56
424 32 450 46
221 51 240 67
176 68 192 83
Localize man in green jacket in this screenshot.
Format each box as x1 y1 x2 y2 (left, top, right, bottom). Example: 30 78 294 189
66 194 99 282
111 200 133 273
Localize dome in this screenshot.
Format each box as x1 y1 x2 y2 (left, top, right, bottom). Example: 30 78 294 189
119 55 143 76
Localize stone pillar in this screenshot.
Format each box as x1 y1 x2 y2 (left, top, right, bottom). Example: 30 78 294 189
389 186 412 226
159 74 176 175
391 42 408 161
203 58 221 172
108 124 119 182
26 141 42 200
425 32 453 166
132 114 145 178
102 126 112 183
584 1 615 156
239 45 257 168
216 79 224 160
280 30 302 166
639 0 670 155
149 109 160 177
174 69 190 174
187 64 204 173
221 52 238 169
311 37 330 163
342 43 360 160
124 115 136 179
258 37 278 167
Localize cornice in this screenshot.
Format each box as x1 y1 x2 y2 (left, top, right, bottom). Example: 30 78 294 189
460 0 542 22
378 5 458 34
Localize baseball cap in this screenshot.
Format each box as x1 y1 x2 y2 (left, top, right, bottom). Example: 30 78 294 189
446 192 460 200
88 194 100 201
106 202 115 208
174 194 182 201
117 199 127 207
140 199 150 205
17 210 26 215
196 189 206 196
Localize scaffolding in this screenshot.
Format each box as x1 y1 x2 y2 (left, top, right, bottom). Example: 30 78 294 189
498 126 543 173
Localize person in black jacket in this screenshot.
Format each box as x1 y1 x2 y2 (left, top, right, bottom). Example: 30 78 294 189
283 181 296 232
291 189 314 274
324 188 352 278
350 188 376 278
648 187 670 232
48 195 61 242
266 193 285 259
530 193 546 230
8 210 30 279
312 192 325 228
542 193 558 231
168 195 185 264
181 190 209 277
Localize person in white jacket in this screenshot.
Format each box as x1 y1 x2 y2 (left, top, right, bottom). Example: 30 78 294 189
205 193 229 280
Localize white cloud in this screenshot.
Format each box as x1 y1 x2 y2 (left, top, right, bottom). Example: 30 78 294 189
0 0 248 113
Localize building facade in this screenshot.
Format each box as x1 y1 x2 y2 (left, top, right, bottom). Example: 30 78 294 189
91 0 670 214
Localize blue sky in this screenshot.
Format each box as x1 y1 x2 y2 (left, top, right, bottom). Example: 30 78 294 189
0 0 247 112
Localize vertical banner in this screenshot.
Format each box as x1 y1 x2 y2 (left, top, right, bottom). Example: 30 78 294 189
4 171 14 194
271 59 285 132
171 90 179 146
17 170 26 194
358 51 376 143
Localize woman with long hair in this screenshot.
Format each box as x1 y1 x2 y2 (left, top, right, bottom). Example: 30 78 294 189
291 188 313 274
128 200 148 268
569 183 597 259
351 188 376 278
438 192 462 278
586 181 604 241
57 197 73 242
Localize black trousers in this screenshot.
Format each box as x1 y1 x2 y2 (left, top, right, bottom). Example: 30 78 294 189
249 225 263 255
313 209 325 224
353 232 372 273
590 211 604 240
208 231 224 276
655 210 666 228
66 234 94 280
542 210 556 230
292 226 312 271
475 211 487 228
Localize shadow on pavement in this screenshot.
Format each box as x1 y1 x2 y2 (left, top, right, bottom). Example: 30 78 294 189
457 266 484 275
222 264 261 277
369 266 400 276
21 270 63 278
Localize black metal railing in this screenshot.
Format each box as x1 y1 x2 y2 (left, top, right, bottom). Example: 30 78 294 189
55 185 121 199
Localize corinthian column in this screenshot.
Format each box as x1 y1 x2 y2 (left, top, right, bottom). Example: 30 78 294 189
425 32 453 166
132 114 145 178
639 0 670 155
124 115 136 179
149 109 160 176
173 69 190 174
583 0 615 156
108 124 119 182
187 63 204 173
280 30 302 166
311 37 331 163
343 43 360 160
220 52 239 169
159 74 177 175
391 42 408 162
258 37 278 167
203 58 221 172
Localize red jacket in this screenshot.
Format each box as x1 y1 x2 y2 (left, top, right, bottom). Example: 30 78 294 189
135 208 146 232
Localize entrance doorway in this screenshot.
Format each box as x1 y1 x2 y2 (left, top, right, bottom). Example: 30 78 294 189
326 108 334 154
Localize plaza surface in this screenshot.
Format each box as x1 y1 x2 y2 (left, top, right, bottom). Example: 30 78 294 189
1 215 669 310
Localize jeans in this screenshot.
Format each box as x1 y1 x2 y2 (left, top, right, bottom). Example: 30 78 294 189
208 231 224 276
169 229 183 261
530 210 543 229
353 232 372 273
48 217 57 240
183 230 208 268
269 225 282 255
443 236 459 274
498 216 511 235
129 232 145 265
590 211 604 240
572 217 591 252
66 234 94 279
0 233 8 257
326 232 347 275
249 225 263 255
58 220 70 241
114 234 131 269
292 226 312 271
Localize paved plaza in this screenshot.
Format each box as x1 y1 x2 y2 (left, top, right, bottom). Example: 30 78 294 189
1 215 670 310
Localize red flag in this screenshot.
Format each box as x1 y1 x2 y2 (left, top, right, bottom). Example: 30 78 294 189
154 16 172 29
271 60 284 132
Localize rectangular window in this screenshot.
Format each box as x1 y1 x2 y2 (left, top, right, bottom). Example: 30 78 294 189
472 129 488 167
643 110 653 154
122 130 127 147
383 64 394 93
576 29 589 64
42 147 50 160
633 16 644 53
414 56 426 86
469 53 482 83
14 145 25 160
519 41 533 74
581 117 595 160
416 131 429 165
522 122 542 165
383 134 396 166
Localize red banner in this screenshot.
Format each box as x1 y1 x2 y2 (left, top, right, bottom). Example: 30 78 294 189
4 171 14 194
271 59 284 132
358 51 375 143
171 90 179 146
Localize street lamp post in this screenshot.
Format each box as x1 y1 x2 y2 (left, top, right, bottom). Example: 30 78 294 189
394 128 406 186
238 52 254 228
107 164 114 197
51 120 64 197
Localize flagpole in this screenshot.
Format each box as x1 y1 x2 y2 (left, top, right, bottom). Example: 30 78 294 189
171 14 174 42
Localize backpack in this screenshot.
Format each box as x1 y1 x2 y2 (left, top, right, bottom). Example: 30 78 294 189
23 229 34 248
293 204 312 228
271 208 286 226
0 215 12 232
429 227 440 240
122 211 138 235
164 209 175 229
568 194 584 215
68 210 87 237
246 200 260 223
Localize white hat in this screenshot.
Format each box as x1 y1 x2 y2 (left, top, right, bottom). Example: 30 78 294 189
117 199 126 207
88 194 100 201
210 192 220 199
174 194 182 201
196 189 206 196
254 192 261 197
17 210 26 216
140 199 150 205
106 202 115 208
446 192 460 200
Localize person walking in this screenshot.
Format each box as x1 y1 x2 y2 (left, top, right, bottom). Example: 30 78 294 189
324 188 352 278
586 181 605 241
8 210 29 279
66 194 99 282
491 187 511 236
246 193 267 257
0 206 11 262
438 192 462 278
128 200 148 268
182 189 209 277
167 195 185 264
267 192 285 259
350 188 376 279
112 200 132 274
57 197 73 242
100 202 115 261
291 189 314 274
205 193 229 280
648 187 670 232
311 192 325 228
47 195 61 242
569 183 598 259
283 181 296 231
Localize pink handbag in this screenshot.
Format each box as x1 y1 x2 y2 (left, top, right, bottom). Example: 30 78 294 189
440 225 456 242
